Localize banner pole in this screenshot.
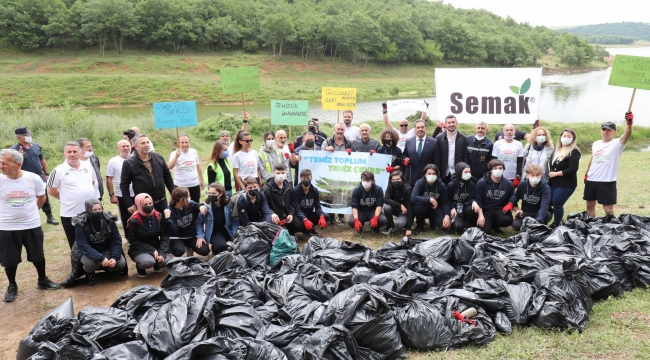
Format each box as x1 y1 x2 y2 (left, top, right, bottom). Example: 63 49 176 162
628 88 637 112
176 127 180 150
337 110 340 124
241 92 247 112
289 126 292 141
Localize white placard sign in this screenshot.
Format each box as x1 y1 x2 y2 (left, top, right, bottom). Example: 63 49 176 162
387 99 427 115
435 68 542 124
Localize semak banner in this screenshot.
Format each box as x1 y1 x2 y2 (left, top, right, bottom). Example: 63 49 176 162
435 68 542 124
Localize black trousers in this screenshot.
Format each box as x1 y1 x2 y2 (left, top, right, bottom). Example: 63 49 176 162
347 210 387 229
187 185 201 203
60 216 76 249
170 237 211 257
480 208 513 234
512 211 553 231
291 213 329 234
154 198 168 214
413 204 445 229
116 196 133 238
450 204 478 232
41 190 53 215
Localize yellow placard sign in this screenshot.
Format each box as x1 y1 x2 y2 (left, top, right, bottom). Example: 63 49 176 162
321 87 357 110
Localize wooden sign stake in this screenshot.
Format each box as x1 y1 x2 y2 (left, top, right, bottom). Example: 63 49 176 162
628 88 637 112
241 92 247 112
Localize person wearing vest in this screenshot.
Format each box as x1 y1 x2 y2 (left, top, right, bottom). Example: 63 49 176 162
205 140 235 196
259 130 288 184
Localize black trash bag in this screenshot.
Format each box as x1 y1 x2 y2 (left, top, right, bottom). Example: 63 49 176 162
292 263 355 302
464 252 520 284
164 337 247 360
464 279 534 325
303 325 360 360
494 312 512 334
541 226 586 250
111 285 171 321
323 284 405 359
412 236 454 260
17 298 77 360
256 323 304 348
505 248 549 283
619 213 650 230
349 265 379 284
473 239 520 259
422 255 461 288
91 340 156 360
415 288 505 315
256 301 279 325
623 253 650 287
534 258 593 312
368 266 431 295
160 257 217 293
207 251 249 276
359 347 385 360
583 260 623 299
520 217 553 243
213 297 264 339
583 233 635 291
240 338 289 360
263 272 298 306
233 223 278 268
73 306 137 349
528 243 584 267
369 245 411 273
396 299 452 350
301 236 341 256
217 270 265 307
503 231 530 248
458 227 487 245
311 248 367 272
278 295 327 326
450 238 476 265
529 286 589 332
33 334 102 360
444 296 496 349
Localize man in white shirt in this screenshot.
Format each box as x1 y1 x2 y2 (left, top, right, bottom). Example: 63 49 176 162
492 124 524 187
343 110 361 142
106 140 134 238
382 101 430 151
584 113 634 217
168 135 204 202
1 149 61 302
275 129 291 158
77 138 103 200
48 142 97 249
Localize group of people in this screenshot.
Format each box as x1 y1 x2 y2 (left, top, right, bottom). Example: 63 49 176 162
0 104 635 302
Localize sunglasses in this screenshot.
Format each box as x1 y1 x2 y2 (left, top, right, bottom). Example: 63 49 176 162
241 139 254 143
399 124 408 127
601 128 612 131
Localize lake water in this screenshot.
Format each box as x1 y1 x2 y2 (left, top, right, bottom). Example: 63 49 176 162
89 47 650 126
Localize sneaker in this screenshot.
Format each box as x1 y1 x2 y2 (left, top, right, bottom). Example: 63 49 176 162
119 266 129 277
413 227 423 236
382 227 395 235
46 216 59 225
86 273 97 286
493 228 504 235
185 247 194 257
60 275 77 288
153 264 162 273
338 216 346 223
3 284 18 303
36 277 61 290
137 268 147 278
309 230 319 236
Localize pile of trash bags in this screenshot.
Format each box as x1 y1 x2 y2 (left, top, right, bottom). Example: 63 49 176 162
17 214 650 359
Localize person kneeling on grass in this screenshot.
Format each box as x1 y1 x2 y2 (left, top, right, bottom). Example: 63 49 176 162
165 187 209 258
472 159 515 235
127 193 170 277
411 164 451 235
448 162 477 233
382 170 413 236
290 169 328 235
196 183 235 256
235 176 273 227
261 164 296 234
510 164 552 231
61 199 127 287
349 171 387 233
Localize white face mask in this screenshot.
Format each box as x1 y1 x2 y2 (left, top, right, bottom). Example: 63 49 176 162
474 134 485 141
362 181 372 190
504 135 514 140
461 173 472 181
492 169 504 178
24 136 33 143
266 140 276 149
275 173 287 183
536 136 546 143
561 137 573 146
84 151 94 158
528 176 541 185
426 175 437 183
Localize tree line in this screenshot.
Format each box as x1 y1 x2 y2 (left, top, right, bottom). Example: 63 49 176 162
0 0 603 66
562 22 650 43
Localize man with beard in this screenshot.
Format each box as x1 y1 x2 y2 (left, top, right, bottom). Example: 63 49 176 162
435 115 468 185
323 123 352 223
466 121 494 182
343 110 361 142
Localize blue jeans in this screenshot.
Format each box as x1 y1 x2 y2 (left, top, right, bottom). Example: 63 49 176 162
550 186 576 226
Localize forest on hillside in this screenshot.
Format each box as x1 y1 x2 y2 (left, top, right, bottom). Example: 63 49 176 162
563 22 650 44
1 0 604 67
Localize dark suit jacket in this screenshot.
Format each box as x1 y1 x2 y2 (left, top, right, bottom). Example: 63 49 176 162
435 131 468 177
402 135 440 187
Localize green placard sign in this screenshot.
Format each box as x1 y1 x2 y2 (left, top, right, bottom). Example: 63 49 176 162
220 66 261 94
608 54 650 90
271 100 309 125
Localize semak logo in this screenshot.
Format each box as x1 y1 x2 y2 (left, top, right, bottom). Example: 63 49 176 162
450 78 534 115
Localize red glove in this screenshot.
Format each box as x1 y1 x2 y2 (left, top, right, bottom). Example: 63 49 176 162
533 120 540 129
289 143 295 153
584 173 588 184
283 152 289 159
303 219 313 231
318 216 327 229
354 218 362 232
279 219 287 226
386 165 396 173
513 177 520 188
502 202 514 213
369 150 376 155
403 158 410 167
382 102 388 114
625 111 633 125
370 216 379 228
346 148 352 155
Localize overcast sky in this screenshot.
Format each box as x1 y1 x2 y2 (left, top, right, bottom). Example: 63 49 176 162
442 0 648 27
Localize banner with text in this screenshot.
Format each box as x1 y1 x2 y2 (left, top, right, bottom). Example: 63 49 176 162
322 87 357 110
153 101 198 129
220 66 261 94
387 99 427 115
300 151 390 214
608 54 650 91
271 100 309 125
435 68 542 124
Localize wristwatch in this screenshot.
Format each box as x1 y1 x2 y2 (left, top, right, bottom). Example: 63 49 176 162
109 193 115 196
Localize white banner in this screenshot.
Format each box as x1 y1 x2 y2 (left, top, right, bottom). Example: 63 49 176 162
299 151 391 215
387 99 427 115
435 68 542 124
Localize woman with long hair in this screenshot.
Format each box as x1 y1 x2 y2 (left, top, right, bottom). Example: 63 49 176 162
205 140 234 196
548 128 581 227
196 182 235 256
522 126 554 181
165 186 209 258
232 130 260 190
377 128 403 170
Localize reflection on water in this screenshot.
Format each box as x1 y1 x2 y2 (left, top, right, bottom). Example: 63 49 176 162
546 83 580 102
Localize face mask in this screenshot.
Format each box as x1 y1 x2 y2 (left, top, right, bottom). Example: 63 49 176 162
142 205 154 214
382 139 393 146
561 137 573 146
84 151 94 158
24 136 33 143
492 169 504 178
275 174 287 182
301 179 311 187
504 135 514 140
90 211 103 219
391 181 402 187
266 140 276 149
529 177 541 185
474 135 485 141
305 140 315 148
248 189 258 197
536 136 546 143
220 150 229 159
362 181 372 190
308 127 317 133
208 195 220 203
461 173 472 181
426 175 437 183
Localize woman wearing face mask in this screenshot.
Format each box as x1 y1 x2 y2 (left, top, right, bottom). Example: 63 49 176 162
127 193 170 277
510 164 552 231
259 131 287 184
411 164 451 235
60 199 127 287
377 128 403 172
165 187 209 258
447 162 477 232
548 129 581 227
196 183 234 256
232 130 261 191
472 159 515 235
205 140 234 196
522 126 554 182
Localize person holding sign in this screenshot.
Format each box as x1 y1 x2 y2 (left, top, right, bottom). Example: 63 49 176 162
583 113 634 218
351 124 380 153
259 131 288 184
377 128 403 170
168 135 204 203
232 131 261 190
293 120 327 149
472 159 515 235
290 169 328 235
381 101 429 151
290 132 321 186
411 164 451 235
323 123 352 224
349 171 387 233
492 124 524 187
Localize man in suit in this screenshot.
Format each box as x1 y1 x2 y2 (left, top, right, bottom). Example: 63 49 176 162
435 115 468 185
402 119 440 187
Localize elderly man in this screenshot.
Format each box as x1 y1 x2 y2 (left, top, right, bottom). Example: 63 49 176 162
10 127 58 225
106 140 134 239
1 149 61 302
48 142 97 248
492 124 524 186
402 119 440 187
290 132 321 186
275 129 291 158
77 138 104 200
466 121 494 182
323 123 352 223
351 123 380 153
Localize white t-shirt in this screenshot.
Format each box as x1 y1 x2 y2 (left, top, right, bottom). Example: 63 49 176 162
397 129 416 151
48 161 97 217
232 150 259 180
169 148 201 187
106 155 134 197
344 125 361 142
79 158 100 199
0 172 45 230
227 143 235 161
587 138 625 182
492 140 524 180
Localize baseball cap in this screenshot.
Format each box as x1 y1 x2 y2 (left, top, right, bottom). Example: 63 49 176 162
14 127 30 135
601 122 616 131
307 120 317 127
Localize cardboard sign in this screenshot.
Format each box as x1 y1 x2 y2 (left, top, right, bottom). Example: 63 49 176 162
387 99 427 115
153 101 198 129
608 54 650 91
322 87 357 110
220 66 261 94
271 100 309 125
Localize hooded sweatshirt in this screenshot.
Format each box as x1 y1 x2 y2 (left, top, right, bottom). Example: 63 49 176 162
509 178 551 222
474 172 515 211
447 162 476 208
261 179 294 219
291 183 324 219
350 183 384 213
411 177 450 215
72 198 122 263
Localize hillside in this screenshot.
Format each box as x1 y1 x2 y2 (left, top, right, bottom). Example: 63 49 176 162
562 22 650 44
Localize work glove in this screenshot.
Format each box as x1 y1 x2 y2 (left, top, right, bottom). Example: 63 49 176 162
289 143 295 153
354 218 362 232
283 152 289 159
318 216 327 229
303 219 313 231
346 148 352 155
424 100 429 109
513 177 520 188
369 150 376 155
382 102 388 114
403 158 410 167
279 219 287 226
386 165 396 173
533 120 540 129
626 111 633 125
502 202 514 213
584 173 588 184
370 216 379 228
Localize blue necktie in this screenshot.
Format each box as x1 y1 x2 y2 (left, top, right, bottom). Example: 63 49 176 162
417 138 423 158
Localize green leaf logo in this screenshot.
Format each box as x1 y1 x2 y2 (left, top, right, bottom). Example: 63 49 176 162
509 86 519 95
509 78 532 95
